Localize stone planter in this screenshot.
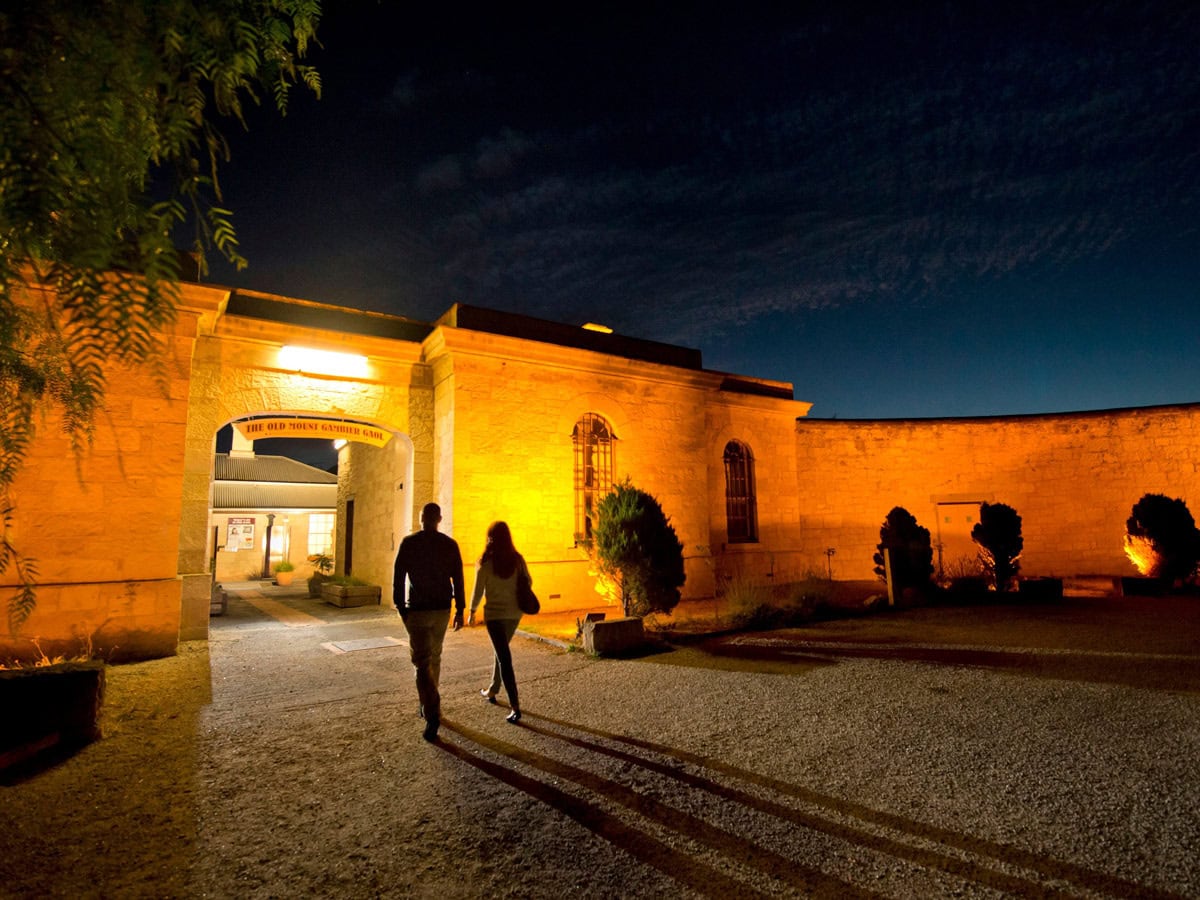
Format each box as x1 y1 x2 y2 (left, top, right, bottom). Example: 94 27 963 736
1018 577 1064 602
945 576 990 602
307 574 330 598
321 583 382 608
0 660 105 776
274 570 295 587
581 615 645 656
1120 576 1166 597
210 583 228 616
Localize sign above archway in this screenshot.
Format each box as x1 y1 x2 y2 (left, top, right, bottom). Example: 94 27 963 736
235 418 393 447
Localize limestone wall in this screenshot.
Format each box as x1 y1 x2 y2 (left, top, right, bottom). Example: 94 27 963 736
178 310 425 638
0 317 199 662
14 274 1197 666
336 436 413 602
793 405 1200 582
707 392 811 591
428 328 812 612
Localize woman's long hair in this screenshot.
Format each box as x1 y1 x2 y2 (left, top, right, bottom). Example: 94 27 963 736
480 520 519 579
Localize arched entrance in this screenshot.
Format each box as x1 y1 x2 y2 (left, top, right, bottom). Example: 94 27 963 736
205 414 413 625
176 324 432 643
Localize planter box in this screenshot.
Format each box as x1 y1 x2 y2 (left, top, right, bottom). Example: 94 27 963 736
0 661 105 776
581 616 645 656
321 583 382 608
1120 576 1166 597
1018 577 1064 602
945 576 991 602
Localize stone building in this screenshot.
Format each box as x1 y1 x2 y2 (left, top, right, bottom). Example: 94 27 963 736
2 278 1197 663
210 448 337 584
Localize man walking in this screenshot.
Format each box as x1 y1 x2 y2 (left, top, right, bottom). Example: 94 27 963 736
394 502 465 741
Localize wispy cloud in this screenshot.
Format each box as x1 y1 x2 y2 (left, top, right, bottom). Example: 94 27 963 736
330 5 1199 350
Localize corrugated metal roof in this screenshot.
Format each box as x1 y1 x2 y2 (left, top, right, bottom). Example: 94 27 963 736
212 482 337 511
214 454 337 484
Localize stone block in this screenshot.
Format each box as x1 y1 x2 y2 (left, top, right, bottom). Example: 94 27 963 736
1017 577 1063 602
1120 576 1166 597
582 616 645 656
322 583 382 608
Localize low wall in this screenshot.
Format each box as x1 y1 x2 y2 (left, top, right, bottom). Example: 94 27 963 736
794 404 1200 581
0 579 182 664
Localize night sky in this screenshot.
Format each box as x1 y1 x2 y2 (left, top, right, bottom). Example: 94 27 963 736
211 2 1200 419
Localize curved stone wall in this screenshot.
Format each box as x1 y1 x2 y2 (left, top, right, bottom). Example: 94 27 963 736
794 404 1200 581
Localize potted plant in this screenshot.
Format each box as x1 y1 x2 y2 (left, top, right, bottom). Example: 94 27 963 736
307 553 334 598
273 559 296 587
321 575 381 608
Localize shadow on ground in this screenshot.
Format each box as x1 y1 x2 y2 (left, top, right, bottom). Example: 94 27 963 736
438 710 1176 900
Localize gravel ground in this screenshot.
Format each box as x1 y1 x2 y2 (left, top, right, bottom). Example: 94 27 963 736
2 591 1197 898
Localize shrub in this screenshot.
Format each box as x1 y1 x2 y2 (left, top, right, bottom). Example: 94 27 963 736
723 574 830 631
307 553 334 574
1124 493 1200 582
593 479 685 618
273 560 295 573
722 577 775 630
873 507 934 592
326 574 370 587
937 554 983 588
971 502 1023 591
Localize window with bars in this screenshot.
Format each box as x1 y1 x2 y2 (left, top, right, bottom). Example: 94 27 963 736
572 413 615 544
723 440 758 543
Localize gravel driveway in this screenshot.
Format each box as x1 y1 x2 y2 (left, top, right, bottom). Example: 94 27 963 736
3 591 1197 898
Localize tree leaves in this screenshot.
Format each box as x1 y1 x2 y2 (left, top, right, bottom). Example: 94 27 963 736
0 0 322 632
592 479 686 618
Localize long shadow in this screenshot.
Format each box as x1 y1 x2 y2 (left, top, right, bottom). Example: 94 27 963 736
688 636 1200 692
521 711 1185 900
440 720 882 898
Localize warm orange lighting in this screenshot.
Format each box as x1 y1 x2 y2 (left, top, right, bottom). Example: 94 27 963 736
582 322 613 334
1124 535 1160 576
279 345 368 377
587 561 622 606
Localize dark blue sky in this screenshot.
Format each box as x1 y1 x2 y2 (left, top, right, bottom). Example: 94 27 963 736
213 2 1200 419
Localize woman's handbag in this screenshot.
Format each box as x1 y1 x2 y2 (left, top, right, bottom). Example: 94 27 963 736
516 570 540 615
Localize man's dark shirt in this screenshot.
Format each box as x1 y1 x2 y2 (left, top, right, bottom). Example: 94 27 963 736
394 529 465 614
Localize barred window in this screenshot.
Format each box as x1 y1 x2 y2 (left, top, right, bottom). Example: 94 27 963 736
572 413 615 543
723 440 758 543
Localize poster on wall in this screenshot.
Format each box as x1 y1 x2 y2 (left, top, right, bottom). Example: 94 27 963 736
227 517 255 552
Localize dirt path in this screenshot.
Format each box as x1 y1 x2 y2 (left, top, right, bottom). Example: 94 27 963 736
2 591 1197 897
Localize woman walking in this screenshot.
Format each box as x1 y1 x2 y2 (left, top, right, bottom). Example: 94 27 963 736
467 521 530 723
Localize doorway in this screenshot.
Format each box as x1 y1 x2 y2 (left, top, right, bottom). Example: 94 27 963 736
935 501 982 579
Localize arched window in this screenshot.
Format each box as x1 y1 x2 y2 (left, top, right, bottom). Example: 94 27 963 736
723 440 758 543
572 413 615 543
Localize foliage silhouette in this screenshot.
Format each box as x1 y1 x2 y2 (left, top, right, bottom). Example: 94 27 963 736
872 507 934 592
1124 493 1200 582
971 502 1023 591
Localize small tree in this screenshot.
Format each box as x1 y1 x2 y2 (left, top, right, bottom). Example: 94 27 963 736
1125 493 1200 582
971 502 1023 591
592 479 685 618
872 507 934 592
